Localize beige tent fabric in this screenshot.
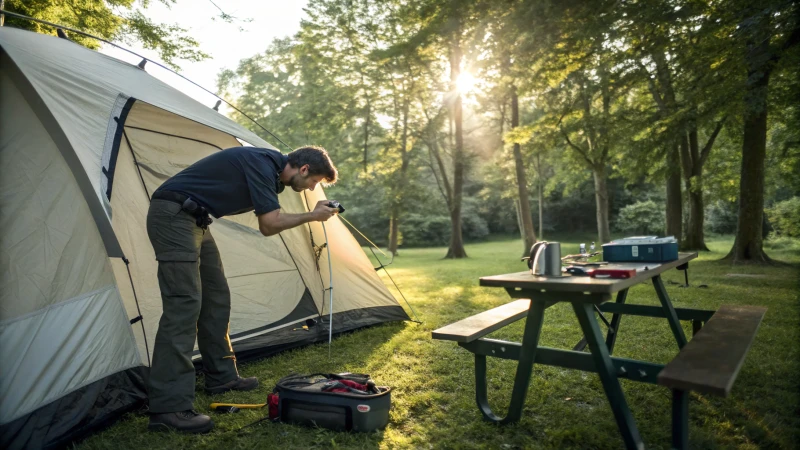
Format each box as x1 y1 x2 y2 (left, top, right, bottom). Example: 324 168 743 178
125 101 245 151
0 27 408 441
303 189 400 313
0 70 116 320
0 27 274 216
2 25 405 370
109 103 324 360
0 71 140 425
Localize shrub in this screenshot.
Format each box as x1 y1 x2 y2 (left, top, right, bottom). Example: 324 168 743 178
766 197 800 237
706 200 738 235
614 200 665 235
462 212 490 241
399 213 490 247
401 214 450 247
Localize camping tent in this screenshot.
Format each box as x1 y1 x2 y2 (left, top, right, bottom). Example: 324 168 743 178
0 26 409 449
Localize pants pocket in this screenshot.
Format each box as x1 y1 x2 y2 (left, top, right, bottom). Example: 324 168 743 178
157 260 201 297
148 201 202 259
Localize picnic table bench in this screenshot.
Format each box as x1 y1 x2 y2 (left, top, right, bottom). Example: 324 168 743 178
432 253 766 449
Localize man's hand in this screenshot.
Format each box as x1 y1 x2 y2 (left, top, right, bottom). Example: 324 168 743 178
312 200 339 222
257 201 338 236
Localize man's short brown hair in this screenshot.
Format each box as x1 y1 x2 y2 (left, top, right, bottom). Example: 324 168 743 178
287 146 338 185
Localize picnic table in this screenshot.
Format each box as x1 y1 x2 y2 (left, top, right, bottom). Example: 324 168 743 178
432 253 765 449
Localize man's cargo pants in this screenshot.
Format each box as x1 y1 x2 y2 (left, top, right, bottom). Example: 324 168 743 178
146 199 239 413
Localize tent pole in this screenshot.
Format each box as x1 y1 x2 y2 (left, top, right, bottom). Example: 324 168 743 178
322 222 334 358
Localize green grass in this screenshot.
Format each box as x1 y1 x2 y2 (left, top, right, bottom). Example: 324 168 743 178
78 236 800 449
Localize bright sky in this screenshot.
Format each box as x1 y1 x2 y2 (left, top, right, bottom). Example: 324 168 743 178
101 0 308 116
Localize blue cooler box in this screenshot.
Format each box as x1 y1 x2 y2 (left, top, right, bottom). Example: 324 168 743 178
602 236 679 262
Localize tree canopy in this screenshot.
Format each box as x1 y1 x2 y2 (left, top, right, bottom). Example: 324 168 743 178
8 0 797 262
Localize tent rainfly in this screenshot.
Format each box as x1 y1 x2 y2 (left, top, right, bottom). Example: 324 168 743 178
0 27 409 449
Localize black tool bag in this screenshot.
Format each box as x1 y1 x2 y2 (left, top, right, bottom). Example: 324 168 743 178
274 373 391 432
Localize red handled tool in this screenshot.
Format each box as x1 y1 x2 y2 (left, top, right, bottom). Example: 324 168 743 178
591 268 637 279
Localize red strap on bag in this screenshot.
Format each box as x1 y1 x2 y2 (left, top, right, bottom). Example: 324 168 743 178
339 379 369 391
267 393 279 419
322 379 370 393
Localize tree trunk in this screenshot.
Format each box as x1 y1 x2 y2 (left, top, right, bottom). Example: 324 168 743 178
647 52 684 244
725 37 773 263
388 206 399 255
363 97 371 173
510 86 537 256
592 165 611 244
666 142 683 242
726 69 771 262
446 33 467 258
514 199 525 242
388 95 411 256
685 179 708 250
680 126 708 250
682 129 708 251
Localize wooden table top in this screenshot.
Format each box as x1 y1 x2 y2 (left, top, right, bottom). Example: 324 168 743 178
479 253 697 295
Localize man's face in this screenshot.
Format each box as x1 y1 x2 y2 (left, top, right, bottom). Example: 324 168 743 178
288 165 326 192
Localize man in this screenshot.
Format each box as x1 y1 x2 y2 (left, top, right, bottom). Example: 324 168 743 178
145 145 339 433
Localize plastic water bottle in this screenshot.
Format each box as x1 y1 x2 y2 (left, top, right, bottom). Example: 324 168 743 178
580 243 586 254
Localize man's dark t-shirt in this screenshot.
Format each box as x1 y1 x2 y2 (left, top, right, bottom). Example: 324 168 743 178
155 147 287 218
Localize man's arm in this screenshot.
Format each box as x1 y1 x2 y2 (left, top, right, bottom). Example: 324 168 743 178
257 200 337 236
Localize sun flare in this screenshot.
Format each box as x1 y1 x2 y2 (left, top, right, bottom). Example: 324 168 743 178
456 72 477 93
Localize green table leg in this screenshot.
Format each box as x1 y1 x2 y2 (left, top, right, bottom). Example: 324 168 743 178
573 289 627 353
653 275 687 348
573 302 644 450
605 289 628 355
692 319 703 336
672 389 689 449
475 300 546 424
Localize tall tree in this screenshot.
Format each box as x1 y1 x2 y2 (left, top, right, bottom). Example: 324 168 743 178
558 70 616 244
617 0 737 250
725 0 799 263
385 0 475 258
476 0 539 255
678 115 726 250
444 19 468 258
512 0 632 245
509 83 538 253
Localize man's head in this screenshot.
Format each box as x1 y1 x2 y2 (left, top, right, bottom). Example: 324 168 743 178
282 146 339 192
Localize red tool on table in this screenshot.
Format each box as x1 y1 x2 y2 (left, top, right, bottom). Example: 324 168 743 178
591 268 637 279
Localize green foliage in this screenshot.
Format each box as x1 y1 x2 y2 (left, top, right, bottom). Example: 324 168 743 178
4 0 208 69
614 200 665 235
706 200 738 235
766 197 800 237
398 206 489 248
399 214 451 246
219 0 797 251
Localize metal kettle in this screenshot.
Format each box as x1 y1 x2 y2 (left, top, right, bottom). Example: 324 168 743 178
524 241 563 276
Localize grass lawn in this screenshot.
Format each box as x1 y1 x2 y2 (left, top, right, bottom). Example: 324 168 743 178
78 235 800 449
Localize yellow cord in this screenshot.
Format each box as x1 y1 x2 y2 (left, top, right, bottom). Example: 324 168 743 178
210 402 265 409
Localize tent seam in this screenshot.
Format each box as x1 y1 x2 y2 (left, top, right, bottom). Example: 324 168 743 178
0 285 116 327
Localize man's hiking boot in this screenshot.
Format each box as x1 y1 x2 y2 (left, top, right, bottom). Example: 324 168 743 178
205 376 259 395
148 410 214 433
